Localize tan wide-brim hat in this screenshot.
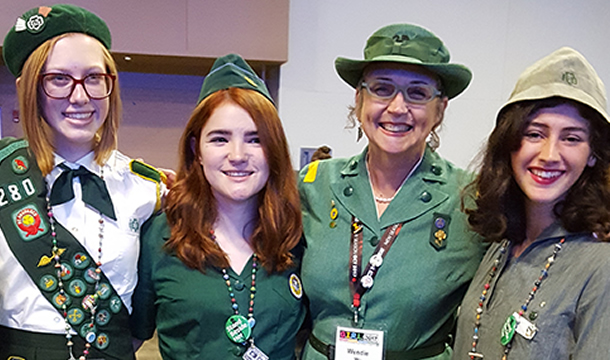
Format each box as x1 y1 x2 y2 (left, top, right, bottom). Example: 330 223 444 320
499 47 609 123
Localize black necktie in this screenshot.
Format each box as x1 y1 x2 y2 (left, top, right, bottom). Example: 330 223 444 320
49 164 117 220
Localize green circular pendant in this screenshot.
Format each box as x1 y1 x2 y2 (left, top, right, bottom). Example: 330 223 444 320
225 315 251 343
500 314 517 346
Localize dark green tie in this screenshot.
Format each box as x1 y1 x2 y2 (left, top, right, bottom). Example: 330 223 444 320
49 164 117 220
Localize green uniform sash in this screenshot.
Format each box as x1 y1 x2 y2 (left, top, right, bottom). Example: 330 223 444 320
0 137 134 360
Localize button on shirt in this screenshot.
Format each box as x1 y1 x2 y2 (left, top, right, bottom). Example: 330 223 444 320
0 150 160 334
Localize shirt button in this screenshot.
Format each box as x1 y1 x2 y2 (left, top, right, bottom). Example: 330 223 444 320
349 160 358 170
369 236 379 246
343 187 354 196
420 191 432 203
430 164 442 176
234 281 245 291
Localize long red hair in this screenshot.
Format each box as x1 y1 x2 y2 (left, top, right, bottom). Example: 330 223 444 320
164 88 302 273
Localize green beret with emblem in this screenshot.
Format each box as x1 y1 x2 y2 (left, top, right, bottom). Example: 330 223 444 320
198 53 274 105
3 4 112 77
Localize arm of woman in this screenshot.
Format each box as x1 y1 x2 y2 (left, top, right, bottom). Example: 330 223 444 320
129 214 162 342
572 261 610 358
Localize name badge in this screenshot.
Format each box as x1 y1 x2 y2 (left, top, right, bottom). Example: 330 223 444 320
513 312 538 340
335 326 384 360
243 343 269 360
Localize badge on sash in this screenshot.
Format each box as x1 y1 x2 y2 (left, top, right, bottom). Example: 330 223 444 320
335 326 384 360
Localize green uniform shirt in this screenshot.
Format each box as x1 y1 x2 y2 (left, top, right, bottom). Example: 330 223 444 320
299 146 486 360
131 213 306 359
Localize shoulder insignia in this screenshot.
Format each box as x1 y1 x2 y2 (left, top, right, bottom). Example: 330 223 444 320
303 160 320 183
129 160 165 212
129 160 163 184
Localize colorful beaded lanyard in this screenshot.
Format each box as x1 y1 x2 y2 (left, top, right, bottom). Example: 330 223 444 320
211 231 259 345
468 238 565 360
47 169 106 360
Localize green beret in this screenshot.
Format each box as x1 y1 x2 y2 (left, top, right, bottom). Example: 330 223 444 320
198 53 274 105
3 4 111 77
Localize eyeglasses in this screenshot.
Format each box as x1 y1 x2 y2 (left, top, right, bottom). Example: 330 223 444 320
361 79 442 104
39 73 116 100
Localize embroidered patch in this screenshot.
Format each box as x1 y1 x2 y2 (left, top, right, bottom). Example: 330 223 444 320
11 155 29 174
96 283 111 300
39 274 58 292
72 252 90 269
289 273 303 300
96 333 110 350
96 310 111 326
13 204 47 241
67 307 85 325
84 267 100 283
68 279 87 297
52 291 71 309
109 296 122 313
80 323 97 338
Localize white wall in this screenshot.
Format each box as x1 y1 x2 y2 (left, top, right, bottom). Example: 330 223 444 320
279 0 610 170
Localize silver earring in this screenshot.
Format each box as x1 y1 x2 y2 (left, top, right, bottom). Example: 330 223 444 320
357 126 363 142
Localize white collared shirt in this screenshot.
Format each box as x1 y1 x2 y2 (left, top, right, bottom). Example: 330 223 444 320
0 150 161 333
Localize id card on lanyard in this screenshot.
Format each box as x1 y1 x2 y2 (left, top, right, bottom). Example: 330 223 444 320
335 326 384 360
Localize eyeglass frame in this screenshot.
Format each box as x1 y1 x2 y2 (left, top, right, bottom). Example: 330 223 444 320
38 73 117 100
360 79 443 104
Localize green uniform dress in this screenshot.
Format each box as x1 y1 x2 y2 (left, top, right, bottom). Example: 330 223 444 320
299 146 486 360
130 213 306 360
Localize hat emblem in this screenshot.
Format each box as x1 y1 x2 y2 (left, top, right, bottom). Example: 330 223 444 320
562 72 578 86
15 6 52 33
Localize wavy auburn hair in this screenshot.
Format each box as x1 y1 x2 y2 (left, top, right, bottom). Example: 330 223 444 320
164 88 302 273
18 33 121 175
464 97 610 243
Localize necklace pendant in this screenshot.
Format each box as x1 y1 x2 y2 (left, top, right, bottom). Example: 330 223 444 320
247 317 256 329
500 314 517 346
225 314 252 343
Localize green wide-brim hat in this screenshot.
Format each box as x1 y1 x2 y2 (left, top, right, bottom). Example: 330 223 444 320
499 47 609 123
335 23 472 99
197 53 274 105
3 4 111 77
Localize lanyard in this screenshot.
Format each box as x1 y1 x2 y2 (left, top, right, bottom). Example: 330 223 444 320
349 216 403 325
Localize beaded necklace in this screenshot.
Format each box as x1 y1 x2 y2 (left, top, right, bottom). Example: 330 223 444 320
211 230 259 345
47 168 105 360
468 238 565 360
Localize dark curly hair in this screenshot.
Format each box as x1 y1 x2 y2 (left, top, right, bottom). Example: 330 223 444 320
464 97 610 243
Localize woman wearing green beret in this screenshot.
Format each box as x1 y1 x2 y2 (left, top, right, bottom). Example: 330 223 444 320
130 53 305 359
298 23 487 360
454 48 610 359
0 5 163 360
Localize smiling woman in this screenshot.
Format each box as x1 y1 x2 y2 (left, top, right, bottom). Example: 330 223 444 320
298 23 486 360
130 54 305 360
455 47 610 359
0 5 163 360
